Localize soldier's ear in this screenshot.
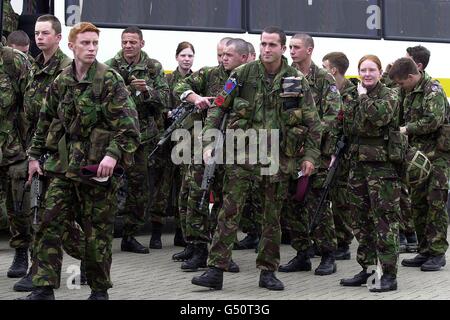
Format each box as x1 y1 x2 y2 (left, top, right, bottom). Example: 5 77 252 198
141 39 145 48
281 45 286 54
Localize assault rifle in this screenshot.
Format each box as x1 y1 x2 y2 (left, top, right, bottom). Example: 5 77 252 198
198 111 229 210
30 154 47 227
309 136 346 235
148 103 195 159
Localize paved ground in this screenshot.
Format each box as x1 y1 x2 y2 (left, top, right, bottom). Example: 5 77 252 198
0 228 449 301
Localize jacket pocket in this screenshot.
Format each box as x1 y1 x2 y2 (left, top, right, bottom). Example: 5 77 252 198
358 145 387 162
88 128 113 163
282 125 308 157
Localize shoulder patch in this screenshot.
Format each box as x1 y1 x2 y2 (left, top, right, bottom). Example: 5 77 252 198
329 84 338 93
431 84 439 92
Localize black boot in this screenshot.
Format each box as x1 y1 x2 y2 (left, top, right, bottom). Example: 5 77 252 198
369 273 397 292
399 233 407 253
174 228 186 247
121 236 149 254
172 243 195 262
7 248 29 278
405 232 418 253
16 286 54 300
314 252 337 276
420 255 446 271
192 267 223 290
149 222 163 249
401 253 429 267
335 244 351 260
233 233 259 250
278 251 311 272
13 268 33 292
227 259 240 273
87 290 109 300
181 243 208 271
259 270 284 291
340 269 371 287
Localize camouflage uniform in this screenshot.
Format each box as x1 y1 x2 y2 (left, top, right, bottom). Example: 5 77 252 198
0 45 30 247
23 48 85 276
347 81 401 276
285 61 341 256
398 72 449 257
173 65 229 244
28 60 140 290
205 58 322 271
150 67 193 229
2 0 19 36
105 50 169 237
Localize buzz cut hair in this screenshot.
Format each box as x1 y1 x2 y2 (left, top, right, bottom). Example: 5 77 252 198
322 52 349 75
225 38 249 56
292 33 314 49
36 14 62 35
122 26 143 40
388 57 420 81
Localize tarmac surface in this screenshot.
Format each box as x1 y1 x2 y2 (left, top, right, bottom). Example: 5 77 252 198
0 227 449 301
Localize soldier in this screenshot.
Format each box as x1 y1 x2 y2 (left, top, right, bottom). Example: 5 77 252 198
279 34 341 276
0 20 30 281
20 22 140 300
105 26 169 254
321 52 357 260
191 26 322 291
340 55 401 292
13 14 86 293
6 30 34 62
246 41 256 62
390 57 449 272
148 41 195 249
2 0 19 37
216 37 232 65
173 38 248 272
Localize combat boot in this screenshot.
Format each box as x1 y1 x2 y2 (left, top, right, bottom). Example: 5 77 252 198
278 251 311 272
259 270 284 291
335 244 351 260
149 222 163 249
314 252 337 276
420 255 446 271
340 269 371 286
87 290 109 300
181 243 208 271
369 274 397 292
233 233 259 250
401 253 429 267
13 268 33 292
16 286 54 300
191 267 223 290
227 259 240 273
121 236 149 254
174 228 186 247
405 232 418 253
7 248 28 278
172 243 194 261
399 233 407 253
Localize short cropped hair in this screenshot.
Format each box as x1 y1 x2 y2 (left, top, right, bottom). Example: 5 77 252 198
388 57 419 80
68 22 100 43
406 45 430 70
261 26 286 46
36 14 62 35
225 38 249 56
292 33 314 49
122 26 143 40
7 30 30 47
322 52 349 75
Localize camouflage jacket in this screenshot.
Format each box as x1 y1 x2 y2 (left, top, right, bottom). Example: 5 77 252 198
399 72 449 159
24 48 72 146
0 45 30 166
174 64 229 129
340 78 359 142
350 81 399 162
166 67 193 110
294 61 342 168
204 57 322 178
28 60 140 181
2 0 18 34
105 50 169 144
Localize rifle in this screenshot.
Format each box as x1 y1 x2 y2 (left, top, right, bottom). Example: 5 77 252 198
198 111 229 210
309 135 346 235
148 103 196 159
30 154 47 227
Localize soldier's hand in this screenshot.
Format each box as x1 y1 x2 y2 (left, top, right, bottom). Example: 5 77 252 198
28 160 43 183
357 83 367 95
97 155 118 178
130 78 148 92
400 126 407 135
194 96 214 110
301 160 315 177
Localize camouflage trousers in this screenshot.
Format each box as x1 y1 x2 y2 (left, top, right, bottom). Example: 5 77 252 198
208 166 288 271
32 177 118 291
349 161 400 275
122 144 149 237
184 163 224 244
284 170 337 254
411 157 449 256
178 164 190 239
0 160 32 249
399 182 415 234
239 181 262 236
331 158 354 247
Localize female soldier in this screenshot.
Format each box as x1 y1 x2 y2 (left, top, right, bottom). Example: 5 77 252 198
339 55 401 292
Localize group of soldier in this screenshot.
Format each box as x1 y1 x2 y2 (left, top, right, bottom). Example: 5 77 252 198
0 9 448 300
